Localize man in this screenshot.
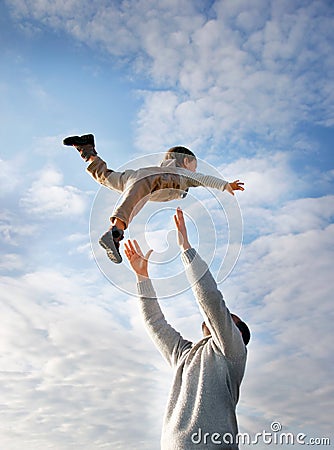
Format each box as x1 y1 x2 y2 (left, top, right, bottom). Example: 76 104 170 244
124 208 250 449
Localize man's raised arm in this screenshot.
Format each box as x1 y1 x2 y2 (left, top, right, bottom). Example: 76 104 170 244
124 240 192 368
174 208 246 360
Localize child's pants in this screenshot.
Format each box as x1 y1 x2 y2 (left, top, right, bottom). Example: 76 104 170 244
87 157 184 228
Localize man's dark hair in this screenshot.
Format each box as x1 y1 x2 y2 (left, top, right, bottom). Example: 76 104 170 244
163 146 196 167
235 320 251 346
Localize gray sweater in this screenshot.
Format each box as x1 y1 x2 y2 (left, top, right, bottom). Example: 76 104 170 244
137 248 247 450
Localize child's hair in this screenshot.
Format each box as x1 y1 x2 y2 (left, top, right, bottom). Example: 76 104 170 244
163 146 197 167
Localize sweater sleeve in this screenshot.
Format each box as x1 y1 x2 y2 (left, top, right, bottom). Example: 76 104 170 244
179 169 228 191
137 278 192 368
181 248 246 360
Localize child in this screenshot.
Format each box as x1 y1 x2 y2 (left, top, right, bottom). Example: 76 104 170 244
63 133 244 263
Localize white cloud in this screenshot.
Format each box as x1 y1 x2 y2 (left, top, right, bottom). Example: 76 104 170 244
232 222 334 436
7 0 334 153
135 90 181 151
0 210 37 246
0 253 24 271
0 158 22 196
32 134 67 158
20 167 88 217
132 1 334 151
0 267 170 449
269 195 334 234
215 152 334 239
65 233 93 258
221 151 295 207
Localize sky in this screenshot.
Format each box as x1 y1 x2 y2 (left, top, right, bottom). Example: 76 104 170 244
0 0 333 449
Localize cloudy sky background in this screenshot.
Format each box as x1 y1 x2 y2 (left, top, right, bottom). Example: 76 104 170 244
1 0 333 449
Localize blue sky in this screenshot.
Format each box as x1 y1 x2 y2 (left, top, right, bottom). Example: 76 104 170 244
1 0 333 449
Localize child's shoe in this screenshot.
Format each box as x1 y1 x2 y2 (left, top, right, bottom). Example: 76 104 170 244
63 134 97 162
99 226 124 264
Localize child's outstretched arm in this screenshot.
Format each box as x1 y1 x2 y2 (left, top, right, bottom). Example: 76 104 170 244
180 168 245 196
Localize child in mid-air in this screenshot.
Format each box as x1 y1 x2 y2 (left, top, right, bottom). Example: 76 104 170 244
63 133 245 263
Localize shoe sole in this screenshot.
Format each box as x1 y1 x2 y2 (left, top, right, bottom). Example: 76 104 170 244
99 232 122 264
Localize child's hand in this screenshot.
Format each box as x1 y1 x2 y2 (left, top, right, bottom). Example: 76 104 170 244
124 239 153 279
226 180 245 195
173 207 191 251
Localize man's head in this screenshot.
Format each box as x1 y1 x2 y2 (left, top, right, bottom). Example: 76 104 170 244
163 146 197 172
202 314 251 346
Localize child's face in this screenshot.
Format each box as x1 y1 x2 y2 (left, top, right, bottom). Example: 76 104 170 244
183 157 197 172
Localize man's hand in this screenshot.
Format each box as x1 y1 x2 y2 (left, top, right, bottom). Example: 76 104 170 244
124 239 153 281
173 207 191 251
225 179 245 195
